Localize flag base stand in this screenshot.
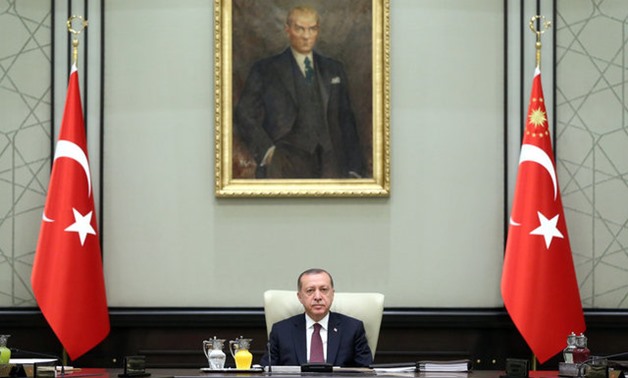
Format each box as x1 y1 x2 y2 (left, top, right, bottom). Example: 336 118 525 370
559 362 580 377
500 358 529 378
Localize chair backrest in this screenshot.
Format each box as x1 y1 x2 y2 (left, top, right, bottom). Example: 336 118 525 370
263 290 385 358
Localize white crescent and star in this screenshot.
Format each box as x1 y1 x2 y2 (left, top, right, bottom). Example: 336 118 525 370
41 139 96 245
509 143 564 249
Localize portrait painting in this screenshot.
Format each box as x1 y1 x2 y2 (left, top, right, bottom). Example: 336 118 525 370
214 0 390 197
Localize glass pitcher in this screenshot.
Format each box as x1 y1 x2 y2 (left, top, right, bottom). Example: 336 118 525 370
0 335 10 365
229 336 253 370
203 337 226 370
563 332 577 364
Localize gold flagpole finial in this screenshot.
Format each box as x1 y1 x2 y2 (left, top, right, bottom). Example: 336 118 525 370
529 15 551 69
66 15 88 66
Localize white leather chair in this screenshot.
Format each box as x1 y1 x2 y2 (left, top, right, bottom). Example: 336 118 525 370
263 290 385 358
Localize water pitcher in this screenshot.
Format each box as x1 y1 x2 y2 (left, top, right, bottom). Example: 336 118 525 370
202 337 226 370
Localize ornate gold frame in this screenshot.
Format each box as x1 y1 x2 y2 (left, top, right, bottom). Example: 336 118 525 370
214 0 390 198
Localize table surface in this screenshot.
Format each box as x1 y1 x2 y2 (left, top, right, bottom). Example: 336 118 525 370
56 368 560 378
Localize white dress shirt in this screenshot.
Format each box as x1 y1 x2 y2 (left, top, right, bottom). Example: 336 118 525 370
305 313 329 362
291 49 314 78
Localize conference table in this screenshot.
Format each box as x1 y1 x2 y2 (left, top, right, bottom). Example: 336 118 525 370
51 368 563 378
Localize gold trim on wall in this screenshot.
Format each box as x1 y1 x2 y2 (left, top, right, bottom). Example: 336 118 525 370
214 0 390 198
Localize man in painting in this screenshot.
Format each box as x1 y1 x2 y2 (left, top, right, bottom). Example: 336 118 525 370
234 5 365 179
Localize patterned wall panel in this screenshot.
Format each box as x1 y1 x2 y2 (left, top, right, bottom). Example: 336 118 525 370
556 0 628 308
0 1 51 306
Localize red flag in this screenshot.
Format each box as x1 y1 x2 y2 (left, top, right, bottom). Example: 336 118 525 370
31 65 110 361
502 68 585 363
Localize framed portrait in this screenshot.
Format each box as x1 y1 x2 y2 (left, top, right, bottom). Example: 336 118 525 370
214 0 390 197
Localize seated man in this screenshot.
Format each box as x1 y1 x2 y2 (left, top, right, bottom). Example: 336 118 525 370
260 268 372 367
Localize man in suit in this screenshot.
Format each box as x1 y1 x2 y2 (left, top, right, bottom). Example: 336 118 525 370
260 268 372 367
234 6 365 179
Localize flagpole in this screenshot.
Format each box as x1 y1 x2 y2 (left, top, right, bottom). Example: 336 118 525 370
527 15 552 372
62 16 89 366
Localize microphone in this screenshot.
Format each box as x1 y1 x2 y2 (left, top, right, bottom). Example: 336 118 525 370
267 342 272 374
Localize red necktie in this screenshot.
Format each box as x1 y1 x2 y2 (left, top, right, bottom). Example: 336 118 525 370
310 323 324 363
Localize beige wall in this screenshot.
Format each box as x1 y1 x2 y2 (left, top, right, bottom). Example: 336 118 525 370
102 0 505 307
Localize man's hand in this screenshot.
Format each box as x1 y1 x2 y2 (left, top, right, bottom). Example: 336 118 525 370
261 145 276 166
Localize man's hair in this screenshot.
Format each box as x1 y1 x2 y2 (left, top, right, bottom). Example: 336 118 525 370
297 268 334 290
286 5 320 27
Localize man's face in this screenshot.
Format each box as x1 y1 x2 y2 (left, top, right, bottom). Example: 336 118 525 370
297 272 334 321
285 11 319 54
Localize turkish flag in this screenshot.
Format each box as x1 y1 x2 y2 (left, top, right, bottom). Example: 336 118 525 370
31 65 110 361
501 68 585 364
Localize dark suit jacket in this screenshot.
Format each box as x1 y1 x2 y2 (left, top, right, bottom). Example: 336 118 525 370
235 48 365 178
260 312 372 367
